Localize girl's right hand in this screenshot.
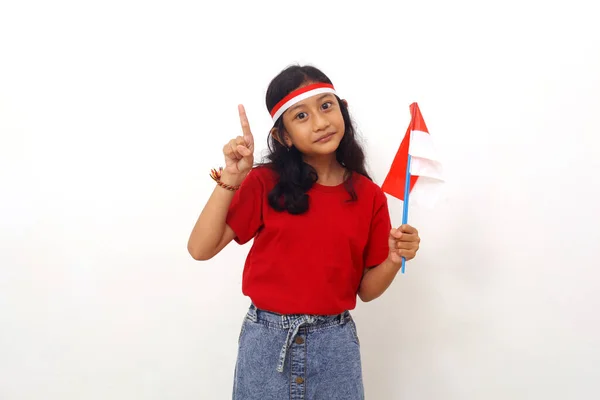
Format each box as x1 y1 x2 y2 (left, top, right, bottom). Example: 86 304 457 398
222 104 255 184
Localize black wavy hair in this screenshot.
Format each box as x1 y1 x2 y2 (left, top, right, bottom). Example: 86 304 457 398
258 64 371 214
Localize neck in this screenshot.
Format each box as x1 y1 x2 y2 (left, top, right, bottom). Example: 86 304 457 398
303 154 346 186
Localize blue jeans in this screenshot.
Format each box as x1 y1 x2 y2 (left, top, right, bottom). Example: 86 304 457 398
233 304 364 399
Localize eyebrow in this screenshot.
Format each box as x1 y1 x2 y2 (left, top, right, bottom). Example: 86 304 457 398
287 93 334 114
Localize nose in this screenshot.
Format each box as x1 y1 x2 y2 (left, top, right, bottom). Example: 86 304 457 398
312 112 330 131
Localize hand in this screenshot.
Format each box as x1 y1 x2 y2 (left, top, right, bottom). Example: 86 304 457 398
222 104 255 182
388 224 420 265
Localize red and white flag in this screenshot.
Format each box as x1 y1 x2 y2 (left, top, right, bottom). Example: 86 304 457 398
381 102 444 208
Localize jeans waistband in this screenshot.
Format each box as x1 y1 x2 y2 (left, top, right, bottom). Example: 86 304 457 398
246 304 351 372
246 304 351 329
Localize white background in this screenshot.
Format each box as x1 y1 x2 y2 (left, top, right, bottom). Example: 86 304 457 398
1 1 599 399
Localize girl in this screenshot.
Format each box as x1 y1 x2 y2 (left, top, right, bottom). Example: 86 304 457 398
187 65 421 399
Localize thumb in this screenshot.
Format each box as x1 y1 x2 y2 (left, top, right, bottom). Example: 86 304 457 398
388 229 397 249
236 145 252 157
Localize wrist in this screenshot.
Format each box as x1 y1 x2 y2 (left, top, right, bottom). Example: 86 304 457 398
210 167 247 191
219 170 247 187
386 254 403 269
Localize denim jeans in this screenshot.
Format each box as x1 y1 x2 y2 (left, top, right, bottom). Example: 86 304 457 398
232 304 364 399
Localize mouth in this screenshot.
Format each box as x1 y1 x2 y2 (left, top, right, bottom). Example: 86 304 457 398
315 132 336 142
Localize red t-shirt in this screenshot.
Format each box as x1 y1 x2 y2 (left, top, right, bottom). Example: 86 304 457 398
225 165 391 315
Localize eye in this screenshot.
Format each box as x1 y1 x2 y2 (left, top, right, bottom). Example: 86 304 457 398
321 101 333 110
295 112 308 120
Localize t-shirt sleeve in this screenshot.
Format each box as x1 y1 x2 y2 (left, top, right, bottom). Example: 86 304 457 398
363 188 392 268
225 168 264 245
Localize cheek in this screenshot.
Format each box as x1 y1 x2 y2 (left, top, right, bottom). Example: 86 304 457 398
286 128 311 147
331 112 345 131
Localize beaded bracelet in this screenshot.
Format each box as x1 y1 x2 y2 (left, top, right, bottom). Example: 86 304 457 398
210 167 240 191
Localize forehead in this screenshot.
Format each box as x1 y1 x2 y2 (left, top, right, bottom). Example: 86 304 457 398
287 92 336 110
270 82 337 122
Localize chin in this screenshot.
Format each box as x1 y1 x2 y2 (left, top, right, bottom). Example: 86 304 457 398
312 141 342 156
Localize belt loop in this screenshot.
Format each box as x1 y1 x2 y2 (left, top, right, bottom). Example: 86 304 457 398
247 303 258 322
280 315 289 329
339 311 347 325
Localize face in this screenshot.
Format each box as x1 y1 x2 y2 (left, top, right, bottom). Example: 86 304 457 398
275 88 346 157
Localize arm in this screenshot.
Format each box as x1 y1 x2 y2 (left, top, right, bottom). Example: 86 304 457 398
187 173 244 261
357 258 402 302
358 224 420 302
187 104 255 261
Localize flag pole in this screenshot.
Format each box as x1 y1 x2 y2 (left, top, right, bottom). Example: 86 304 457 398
401 146 411 274
401 104 416 273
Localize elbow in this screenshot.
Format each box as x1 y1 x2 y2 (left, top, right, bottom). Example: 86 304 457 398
358 290 375 303
358 286 384 303
187 244 214 261
190 252 211 261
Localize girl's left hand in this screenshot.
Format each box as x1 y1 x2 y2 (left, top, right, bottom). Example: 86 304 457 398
388 224 420 265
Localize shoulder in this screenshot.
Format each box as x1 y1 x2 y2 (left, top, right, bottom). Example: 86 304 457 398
241 164 278 188
249 164 278 179
351 172 387 202
351 173 392 233
348 172 389 218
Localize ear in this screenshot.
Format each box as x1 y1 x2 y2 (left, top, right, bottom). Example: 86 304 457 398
270 127 284 145
270 127 291 148
341 99 348 108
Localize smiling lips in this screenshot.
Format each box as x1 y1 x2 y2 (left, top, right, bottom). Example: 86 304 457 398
315 132 336 143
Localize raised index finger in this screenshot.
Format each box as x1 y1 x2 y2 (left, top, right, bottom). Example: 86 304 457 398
238 104 254 148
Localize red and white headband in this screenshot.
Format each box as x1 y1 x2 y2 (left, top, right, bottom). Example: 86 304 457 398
269 82 336 123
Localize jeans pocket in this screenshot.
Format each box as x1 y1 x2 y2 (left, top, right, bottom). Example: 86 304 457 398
348 319 360 346
238 318 248 344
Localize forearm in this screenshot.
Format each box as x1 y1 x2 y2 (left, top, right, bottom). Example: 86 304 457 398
187 173 244 260
357 257 401 302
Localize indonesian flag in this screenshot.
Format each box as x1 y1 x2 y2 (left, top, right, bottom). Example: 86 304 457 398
381 102 444 208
